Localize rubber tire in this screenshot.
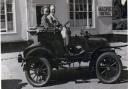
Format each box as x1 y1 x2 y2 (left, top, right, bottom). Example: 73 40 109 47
96 52 122 84
25 57 51 87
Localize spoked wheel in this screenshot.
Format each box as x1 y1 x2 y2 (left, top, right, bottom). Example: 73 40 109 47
25 57 51 87
96 52 122 84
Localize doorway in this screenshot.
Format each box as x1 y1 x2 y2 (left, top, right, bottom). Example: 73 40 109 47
36 6 43 26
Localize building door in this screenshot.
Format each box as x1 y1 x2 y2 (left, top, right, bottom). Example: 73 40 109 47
36 5 50 26
36 6 43 26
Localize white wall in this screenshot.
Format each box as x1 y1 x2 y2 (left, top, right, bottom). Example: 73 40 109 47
32 0 55 4
27 0 37 27
19 0 29 41
55 0 69 25
97 0 112 34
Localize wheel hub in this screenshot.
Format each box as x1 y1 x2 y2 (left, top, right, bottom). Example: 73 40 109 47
35 68 42 76
106 66 110 71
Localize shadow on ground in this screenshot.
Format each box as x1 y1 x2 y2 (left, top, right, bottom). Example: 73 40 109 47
46 67 128 87
2 79 28 89
46 67 95 86
2 68 128 88
120 70 128 83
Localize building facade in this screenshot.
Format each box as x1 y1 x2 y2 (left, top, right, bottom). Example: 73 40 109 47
27 0 113 36
1 0 28 43
1 0 113 42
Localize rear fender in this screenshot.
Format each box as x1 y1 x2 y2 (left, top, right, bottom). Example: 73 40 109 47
25 47 57 67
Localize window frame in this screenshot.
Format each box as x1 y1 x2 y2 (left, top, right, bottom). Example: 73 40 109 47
69 0 95 29
0 0 16 34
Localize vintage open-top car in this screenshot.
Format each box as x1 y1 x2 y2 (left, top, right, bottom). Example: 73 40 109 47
18 22 123 87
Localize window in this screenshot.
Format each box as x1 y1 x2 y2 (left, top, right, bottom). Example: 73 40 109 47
69 0 95 28
0 0 16 33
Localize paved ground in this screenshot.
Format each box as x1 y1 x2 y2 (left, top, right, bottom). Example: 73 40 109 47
1 42 128 89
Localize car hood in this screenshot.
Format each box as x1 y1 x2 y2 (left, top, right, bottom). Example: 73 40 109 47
88 37 109 50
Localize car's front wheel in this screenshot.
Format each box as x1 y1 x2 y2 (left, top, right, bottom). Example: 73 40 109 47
96 52 122 84
25 57 51 87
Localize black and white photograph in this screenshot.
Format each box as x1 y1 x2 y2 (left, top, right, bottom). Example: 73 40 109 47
1 0 128 89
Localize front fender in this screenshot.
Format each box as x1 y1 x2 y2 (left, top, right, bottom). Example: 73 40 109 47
91 47 115 61
97 47 115 53
89 47 115 71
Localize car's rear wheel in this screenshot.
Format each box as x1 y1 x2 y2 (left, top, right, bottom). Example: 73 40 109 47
96 52 122 84
25 57 51 87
